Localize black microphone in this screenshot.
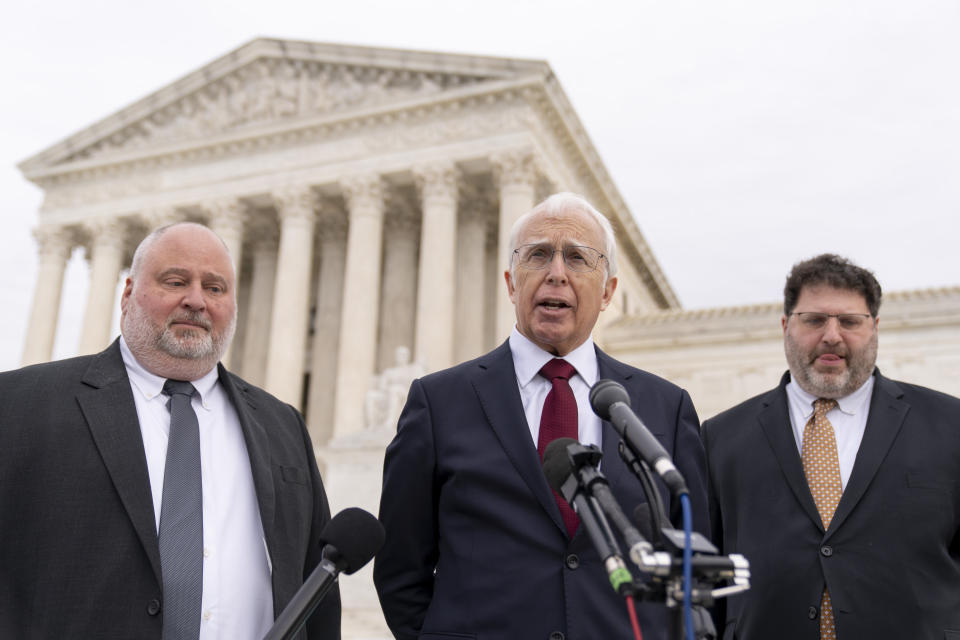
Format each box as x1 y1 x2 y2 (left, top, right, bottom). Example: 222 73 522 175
590 379 689 497
263 507 386 640
542 438 634 595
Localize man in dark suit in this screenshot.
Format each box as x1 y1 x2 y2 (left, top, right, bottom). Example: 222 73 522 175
703 254 960 639
373 193 709 640
0 223 340 639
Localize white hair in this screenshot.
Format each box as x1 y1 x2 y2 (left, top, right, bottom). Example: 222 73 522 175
506 192 618 280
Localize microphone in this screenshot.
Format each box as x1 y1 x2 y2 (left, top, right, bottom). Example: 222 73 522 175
590 379 689 497
542 438 634 595
263 507 385 640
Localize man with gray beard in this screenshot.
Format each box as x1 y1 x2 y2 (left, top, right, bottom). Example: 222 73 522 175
702 254 960 640
0 223 340 640
703 254 960 640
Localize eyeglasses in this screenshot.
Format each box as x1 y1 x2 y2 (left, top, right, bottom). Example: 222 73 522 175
789 312 873 331
513 243 606 273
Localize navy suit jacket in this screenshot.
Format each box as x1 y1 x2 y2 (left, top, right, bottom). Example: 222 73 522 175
373 341 709 640
0 340 340 640
703 370 960 640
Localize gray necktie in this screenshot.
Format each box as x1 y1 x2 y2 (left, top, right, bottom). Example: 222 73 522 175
159 379 203 640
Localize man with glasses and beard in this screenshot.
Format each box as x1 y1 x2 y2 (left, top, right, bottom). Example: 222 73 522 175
0 223 340 639
703 254 960 640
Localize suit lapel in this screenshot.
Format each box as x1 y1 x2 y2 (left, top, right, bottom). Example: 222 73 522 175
77 340 162 584
471 342 567 535
828 373 908 536
758 374 824 531
595 348 635 490
219 366 277 553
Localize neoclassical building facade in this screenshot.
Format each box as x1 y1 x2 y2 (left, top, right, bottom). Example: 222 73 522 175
18 38 960 638
19 38 677 444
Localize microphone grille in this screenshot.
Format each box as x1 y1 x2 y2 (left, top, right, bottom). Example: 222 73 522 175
541 437 579 493
589 379 631 420
319 507 385 575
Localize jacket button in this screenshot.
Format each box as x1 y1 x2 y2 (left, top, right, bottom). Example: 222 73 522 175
565 554 580 570
147 599 161 616
820 545 833 557
549 633 565 640
807 606 818 620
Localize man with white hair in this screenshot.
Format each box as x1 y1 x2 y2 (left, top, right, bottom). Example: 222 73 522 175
0 222 340 640
374 193 708 640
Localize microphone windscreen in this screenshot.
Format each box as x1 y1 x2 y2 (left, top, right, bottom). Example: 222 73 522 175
589 379 631 420
319 507 385 575
542 437 579 493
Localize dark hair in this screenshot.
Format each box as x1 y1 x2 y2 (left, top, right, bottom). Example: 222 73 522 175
783 253 882 316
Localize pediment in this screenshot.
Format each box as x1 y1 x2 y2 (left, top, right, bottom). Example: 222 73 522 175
20 38 549 173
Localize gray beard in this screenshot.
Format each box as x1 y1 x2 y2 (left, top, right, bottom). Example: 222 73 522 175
122 304 235 377
785 332 877 398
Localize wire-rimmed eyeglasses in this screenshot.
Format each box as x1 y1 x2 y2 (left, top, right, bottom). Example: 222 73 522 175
789 312 873 331
512 243 606 273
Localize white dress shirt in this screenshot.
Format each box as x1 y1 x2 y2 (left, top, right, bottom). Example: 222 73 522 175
786 373 875 489
120 337 273 640
508 328 603 451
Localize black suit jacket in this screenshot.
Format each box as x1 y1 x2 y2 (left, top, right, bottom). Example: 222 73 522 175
702 370 960 640
0 340 340 640
373 341 709 640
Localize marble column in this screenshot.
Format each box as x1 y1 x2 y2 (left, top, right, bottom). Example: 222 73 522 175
333 174 385 439
306 208 348 447
492 150 538 341
240 224 278 387
456 182 493 363
205 197 246 277
265 186 317 407
413 161 458 372
376 196 419 373
77 219 127 355
206 197 247 369
21 225 73 366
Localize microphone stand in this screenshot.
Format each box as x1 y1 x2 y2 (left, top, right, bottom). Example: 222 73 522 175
616 447 750 640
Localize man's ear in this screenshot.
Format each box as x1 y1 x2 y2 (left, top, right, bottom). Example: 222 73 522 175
120 278 134 313
504 269 516 303
599 276 618 311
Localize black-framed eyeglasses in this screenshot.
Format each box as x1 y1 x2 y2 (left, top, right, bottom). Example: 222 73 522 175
789 312 873 331
512 243 606 273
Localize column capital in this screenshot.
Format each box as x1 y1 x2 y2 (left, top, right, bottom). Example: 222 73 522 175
491 149 540 190
139 205 183 230
413 160 459 203
340 174 385 219
202 196 248 231
272 185 318 223
82 217 128 252
32 224 73 260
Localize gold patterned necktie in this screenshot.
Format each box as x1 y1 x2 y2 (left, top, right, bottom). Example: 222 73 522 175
801 397 841 640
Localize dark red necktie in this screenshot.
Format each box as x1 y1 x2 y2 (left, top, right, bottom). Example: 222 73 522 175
538 358 580 537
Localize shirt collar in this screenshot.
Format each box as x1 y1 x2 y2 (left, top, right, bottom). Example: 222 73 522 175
786 371 876 418
119 336 220 407
509 327 599 388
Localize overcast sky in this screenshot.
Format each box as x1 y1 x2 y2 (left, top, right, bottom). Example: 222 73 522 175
2 0 958 371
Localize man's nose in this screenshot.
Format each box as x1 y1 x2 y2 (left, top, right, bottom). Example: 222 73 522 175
545 251 568 282
821 317 843 343
181 283 206 309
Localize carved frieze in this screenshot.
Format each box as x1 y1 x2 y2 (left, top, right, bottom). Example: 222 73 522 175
66 59 493 163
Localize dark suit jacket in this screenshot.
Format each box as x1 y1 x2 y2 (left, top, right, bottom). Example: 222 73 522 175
0 340 340 640
702 370 960 640
373 341 709 640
